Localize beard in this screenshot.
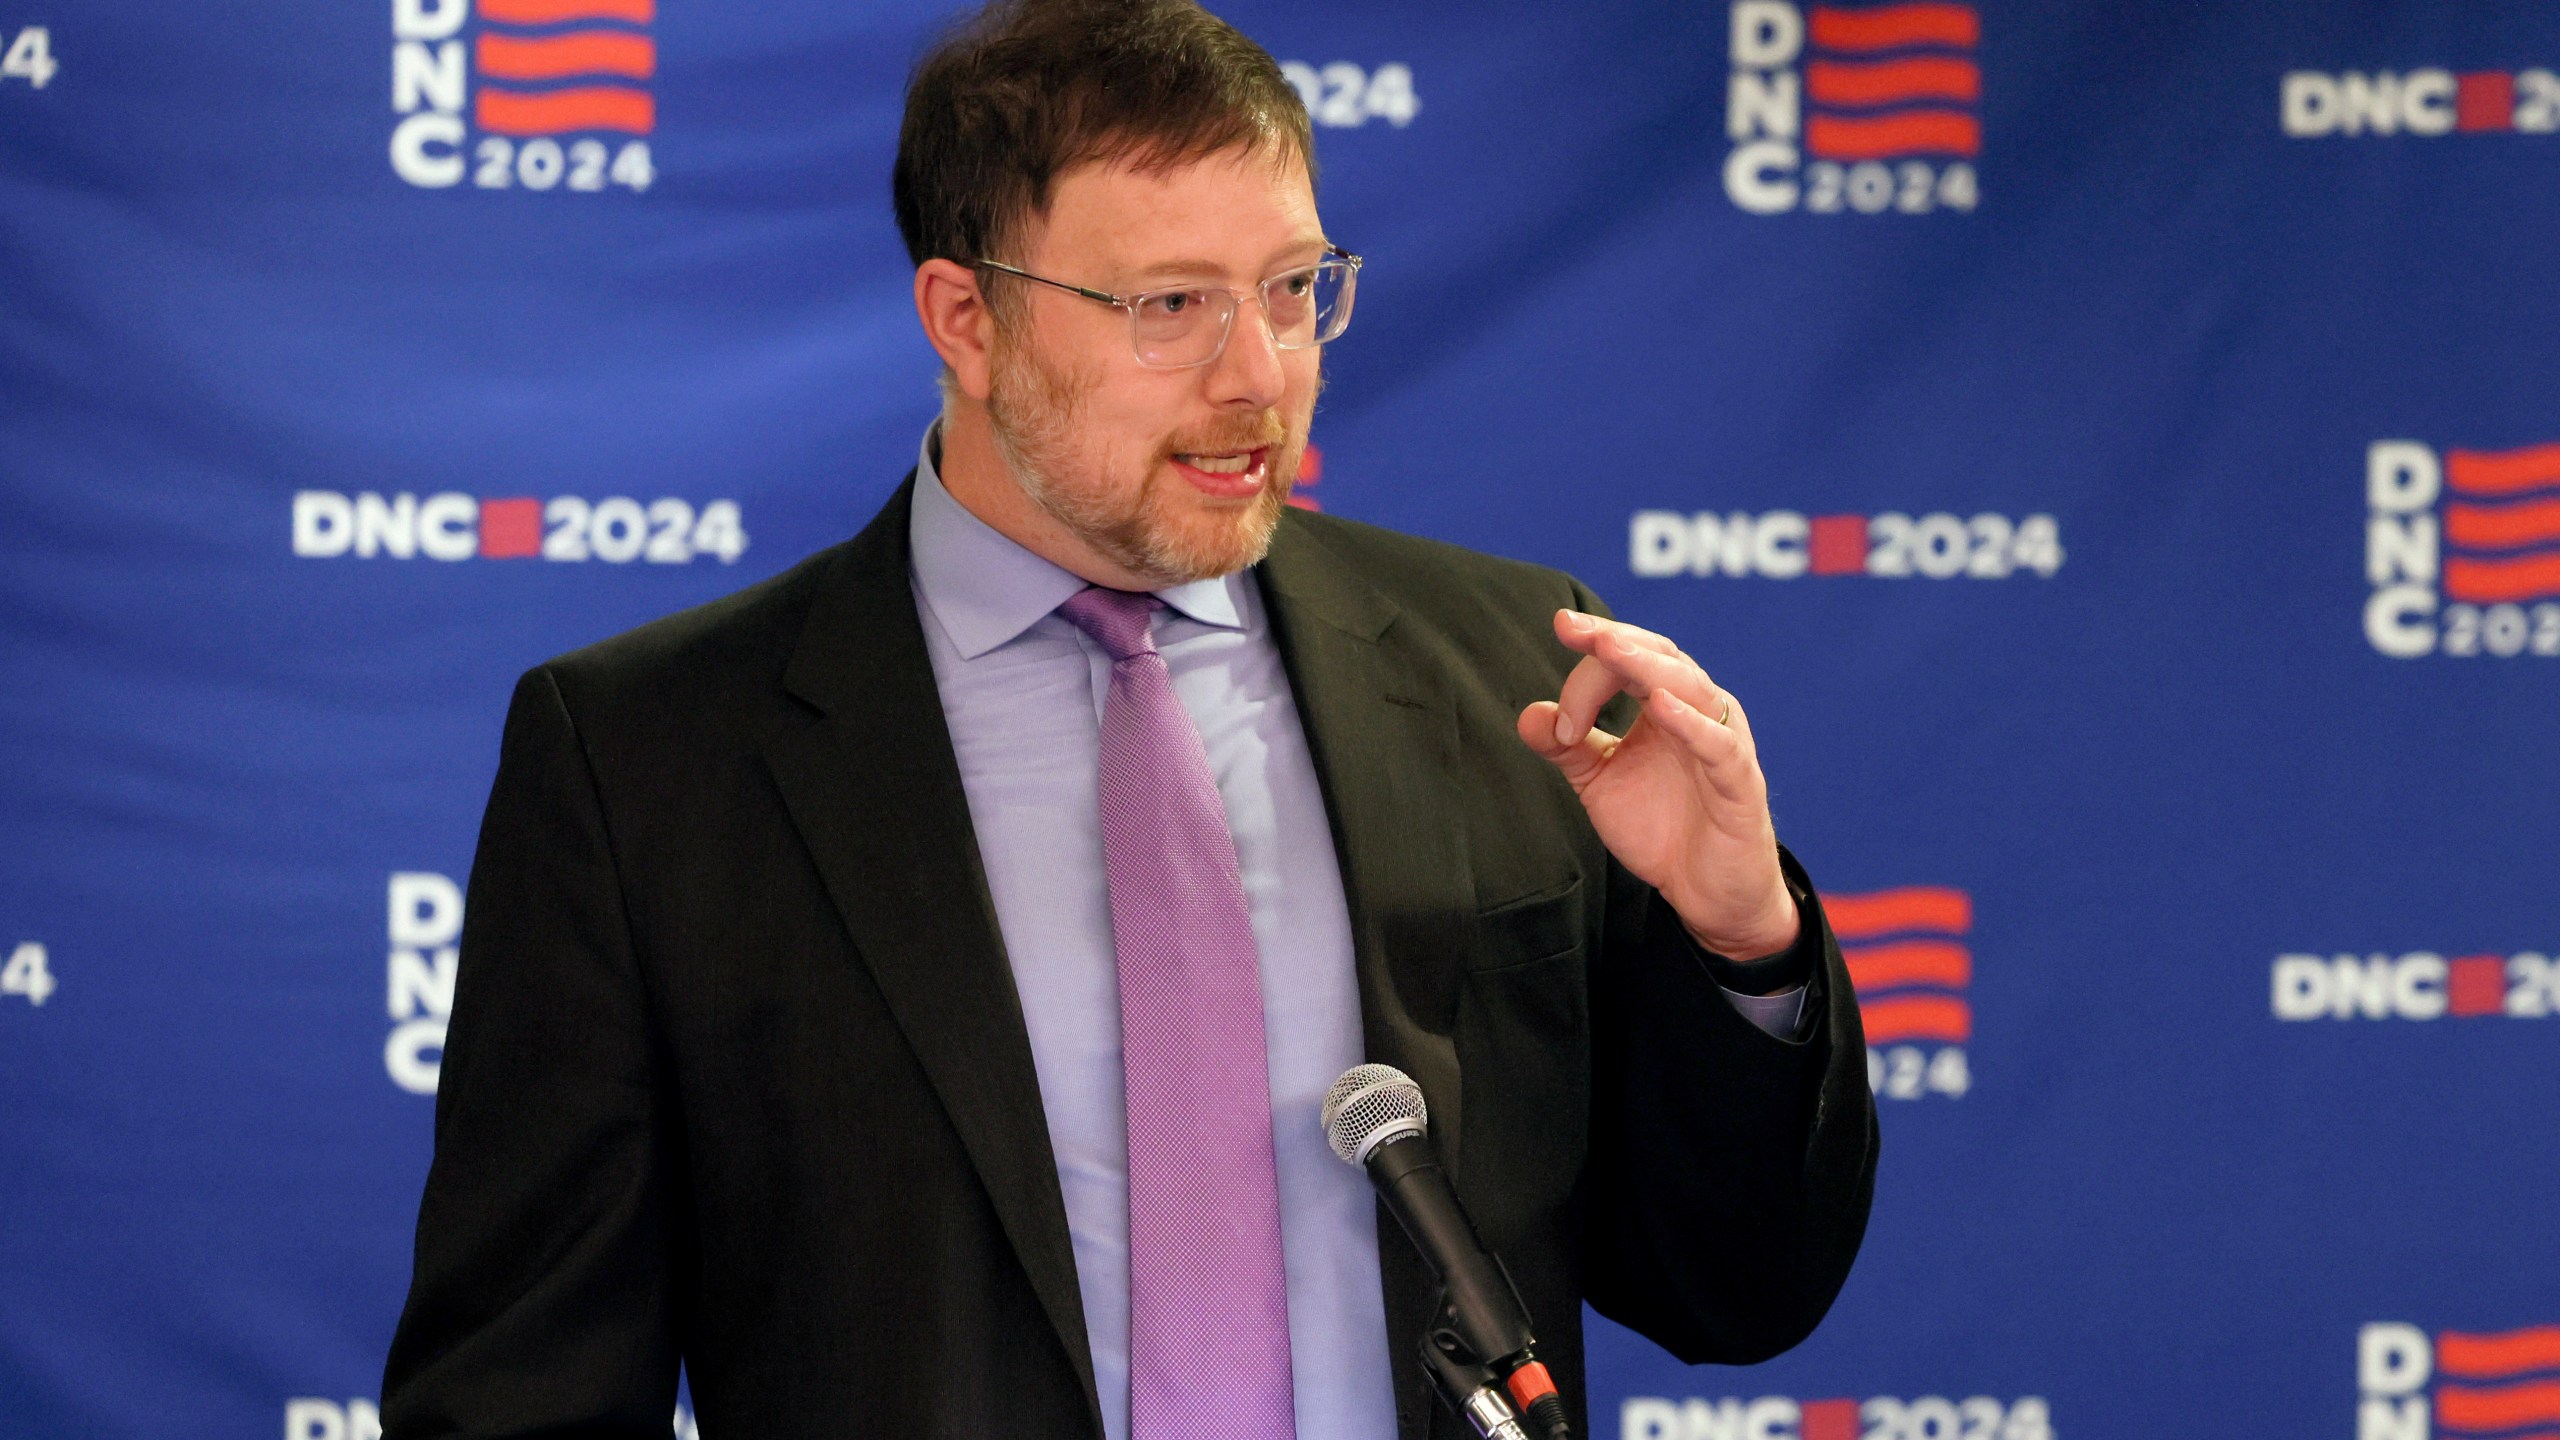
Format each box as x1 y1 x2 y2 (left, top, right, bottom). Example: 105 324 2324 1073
985 331 1300 587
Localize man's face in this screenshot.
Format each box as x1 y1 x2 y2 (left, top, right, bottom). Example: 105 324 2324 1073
984 143 1326 586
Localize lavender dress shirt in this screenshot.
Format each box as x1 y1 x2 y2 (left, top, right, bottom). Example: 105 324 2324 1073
904 433 1804 1440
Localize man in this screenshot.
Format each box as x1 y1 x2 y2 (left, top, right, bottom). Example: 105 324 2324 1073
382 2 1876 1437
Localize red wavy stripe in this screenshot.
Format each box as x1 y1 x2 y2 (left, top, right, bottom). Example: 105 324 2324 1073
1825 887 1971 940
2448 443 2560 497
1806 57 1979 107
1809 4 1979 52
1859 994 1972 1044
2441 1326 2560 1379
2442 551 2560 604
2436 1380 2560 1432
478 0 654 22
476 85 654 136
1806 110 1981 159
1845 940 1972 992
2446 498 2560 551
476 32 654 81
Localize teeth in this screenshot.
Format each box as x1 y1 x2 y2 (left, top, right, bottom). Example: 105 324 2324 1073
1180 451 1255 474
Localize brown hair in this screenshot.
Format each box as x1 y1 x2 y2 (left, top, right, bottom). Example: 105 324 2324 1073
893 0 1315 272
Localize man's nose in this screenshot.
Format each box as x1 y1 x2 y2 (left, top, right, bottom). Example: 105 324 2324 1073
1202 295 1287 410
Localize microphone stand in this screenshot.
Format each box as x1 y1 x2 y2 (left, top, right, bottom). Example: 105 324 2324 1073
1415 1289 1572 1440
1420 1319 1534 1440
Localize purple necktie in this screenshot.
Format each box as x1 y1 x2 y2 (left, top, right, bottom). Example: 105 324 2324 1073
1058 586 1297 1440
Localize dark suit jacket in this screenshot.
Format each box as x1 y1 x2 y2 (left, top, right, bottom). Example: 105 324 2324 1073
382 479 1878 1440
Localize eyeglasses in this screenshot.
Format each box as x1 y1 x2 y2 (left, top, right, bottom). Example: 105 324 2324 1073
971 245 1361 369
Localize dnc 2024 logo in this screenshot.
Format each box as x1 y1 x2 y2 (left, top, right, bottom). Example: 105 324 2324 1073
383 873 460 1095
390 0 657 192
1631 507 2060 581
285 1395 698 1440
2358 1323 2560 1440
2272 949 2558 1024
2364 441 2560 658
292 490 746 564
1623 1392 2051 1440
1725 1 1981 215
1835 886 1976 1101
2284 69 2560 138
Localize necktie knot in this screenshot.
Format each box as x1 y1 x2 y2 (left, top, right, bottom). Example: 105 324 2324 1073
1059 586 1163 663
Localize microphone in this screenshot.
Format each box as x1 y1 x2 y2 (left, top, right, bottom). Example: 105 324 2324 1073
1322 1064 1570 1440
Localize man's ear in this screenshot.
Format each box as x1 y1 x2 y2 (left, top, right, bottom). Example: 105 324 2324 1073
915 259 995 401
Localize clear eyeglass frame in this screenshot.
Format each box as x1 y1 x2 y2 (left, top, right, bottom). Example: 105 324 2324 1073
969 245 1361 369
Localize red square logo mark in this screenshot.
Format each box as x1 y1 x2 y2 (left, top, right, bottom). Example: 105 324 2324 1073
1809 514 1869 575
478 498 543 559
1802 1398 1862 1440
2457 72 2515 132
1287 442 1324 511
2448 954 2506 1016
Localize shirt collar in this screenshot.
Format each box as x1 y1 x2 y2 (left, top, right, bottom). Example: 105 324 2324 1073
908 424 1245 660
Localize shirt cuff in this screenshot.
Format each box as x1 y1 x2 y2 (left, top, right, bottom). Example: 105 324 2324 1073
1693 878 1821 1040
1717 983 1810 1039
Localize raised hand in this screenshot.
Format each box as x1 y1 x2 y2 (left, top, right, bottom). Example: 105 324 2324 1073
1515 609 1799 960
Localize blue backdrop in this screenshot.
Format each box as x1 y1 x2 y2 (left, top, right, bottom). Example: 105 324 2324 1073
4 2 2556 1437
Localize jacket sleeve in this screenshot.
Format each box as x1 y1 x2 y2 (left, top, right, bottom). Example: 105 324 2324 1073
1566 583 1880 1364
382 666 688 1438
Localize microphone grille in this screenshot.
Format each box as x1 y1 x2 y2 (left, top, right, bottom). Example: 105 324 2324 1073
1321 1063 1429 1166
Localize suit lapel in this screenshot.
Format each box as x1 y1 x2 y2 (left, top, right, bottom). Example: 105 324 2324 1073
1257 515 1478 1440
760 478 1099 1432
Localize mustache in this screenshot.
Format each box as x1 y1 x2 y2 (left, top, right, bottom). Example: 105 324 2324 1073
1160 416 1291 457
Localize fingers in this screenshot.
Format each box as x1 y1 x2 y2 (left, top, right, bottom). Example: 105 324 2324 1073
1516 700 1619 785
1552 607 1679 660
1546 604 1689 737
1602 635 1713 702
1639 687 1761 804
1550 653 1627 745
1550 610 1727 745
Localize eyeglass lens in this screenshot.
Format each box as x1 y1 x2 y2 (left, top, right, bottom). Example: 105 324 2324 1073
1129 259 1355 367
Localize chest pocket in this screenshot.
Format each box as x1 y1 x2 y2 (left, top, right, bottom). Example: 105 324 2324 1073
1470 873 1586 973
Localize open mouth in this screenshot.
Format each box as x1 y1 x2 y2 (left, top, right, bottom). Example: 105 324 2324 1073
1170 447 1272 499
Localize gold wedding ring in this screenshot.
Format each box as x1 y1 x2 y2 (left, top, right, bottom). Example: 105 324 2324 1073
1715 698 1732 726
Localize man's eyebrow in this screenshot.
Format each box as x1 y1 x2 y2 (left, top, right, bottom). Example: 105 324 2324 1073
1127 237 1332 285
1129 258 1228 283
